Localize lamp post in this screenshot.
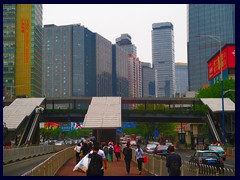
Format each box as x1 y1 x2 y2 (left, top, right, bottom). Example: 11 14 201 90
196 35 226 145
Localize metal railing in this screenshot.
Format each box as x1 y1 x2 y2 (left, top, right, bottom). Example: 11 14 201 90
131 149 235 176
3 145 67 164
22 146 74 176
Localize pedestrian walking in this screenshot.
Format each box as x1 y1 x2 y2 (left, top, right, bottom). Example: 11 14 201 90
108 143 114 161
74 143 81 164
80 142 88 159
102 143 109 161
166 145 182 176
114 142 121 161
87 142 103 176
123 141 132 175
89 142 107 176
135 144 144 175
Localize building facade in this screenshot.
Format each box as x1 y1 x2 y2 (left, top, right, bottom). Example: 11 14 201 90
175 62 188 97
3 4 43 98
188 4 235 91
112 45 129 97
142 62 155 97
43 24 112 99
42 24 73 97
116 34 142 98
152 22 176 97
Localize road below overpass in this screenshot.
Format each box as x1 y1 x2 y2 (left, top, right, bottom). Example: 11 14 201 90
3 153 55 176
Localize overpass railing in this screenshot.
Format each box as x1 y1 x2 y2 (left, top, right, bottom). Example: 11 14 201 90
3 145 67 164
22 146 74 176
131 148 235 176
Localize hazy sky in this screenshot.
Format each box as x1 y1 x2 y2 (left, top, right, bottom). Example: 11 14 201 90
43 4 187 64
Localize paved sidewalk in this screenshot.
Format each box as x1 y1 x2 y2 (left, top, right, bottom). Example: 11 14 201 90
56 153 153 176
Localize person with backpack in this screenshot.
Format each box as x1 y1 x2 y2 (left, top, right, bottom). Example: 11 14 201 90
166 145 182 176
108 143 114 161
103 143 109 161
123 141 132 175
87 142 103 176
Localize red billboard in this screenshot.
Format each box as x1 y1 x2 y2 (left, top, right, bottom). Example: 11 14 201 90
208 45 235 80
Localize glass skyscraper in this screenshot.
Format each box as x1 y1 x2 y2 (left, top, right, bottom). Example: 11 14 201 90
3 4 42 98
175 62 188 96
152 22 176 97
188 4 235 91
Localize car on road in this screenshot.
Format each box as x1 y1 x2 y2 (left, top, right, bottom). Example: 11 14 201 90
207 145 226 161
145 143 158 154
189 150 224 168
154 144 169 156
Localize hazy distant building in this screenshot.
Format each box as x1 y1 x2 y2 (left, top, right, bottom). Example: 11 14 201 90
188 4 235 91
175 62 188 97
142 62 155 97
116 34 142 98
116 34 137 57
3 4 43 98
112 45 129 97
152 22 176 97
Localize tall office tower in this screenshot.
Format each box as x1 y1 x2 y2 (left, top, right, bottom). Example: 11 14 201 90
142 62 155 97
175 62 188 97
3 4 43 98
43 24 112 99
112 45 129 97
95 33 113 96
116 34 141 98
116 34 137 57
188 4 235 91
152 22 176 97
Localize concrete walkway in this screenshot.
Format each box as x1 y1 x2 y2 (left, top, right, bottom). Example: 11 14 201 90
56 152 153 176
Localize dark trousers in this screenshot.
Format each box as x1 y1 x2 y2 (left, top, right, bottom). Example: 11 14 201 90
125 160 131 173
137 158 143 171
75 152 80 164
115 152 121 160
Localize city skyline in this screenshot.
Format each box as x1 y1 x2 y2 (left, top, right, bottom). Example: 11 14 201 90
43 4 187 64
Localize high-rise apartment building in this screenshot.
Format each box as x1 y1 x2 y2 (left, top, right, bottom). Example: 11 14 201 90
142 62 155 97
188 4 235 91
3 4 43 98
175 62 188 97
152 22 176 97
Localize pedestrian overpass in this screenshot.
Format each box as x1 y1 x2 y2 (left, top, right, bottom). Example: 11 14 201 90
3 97 235 146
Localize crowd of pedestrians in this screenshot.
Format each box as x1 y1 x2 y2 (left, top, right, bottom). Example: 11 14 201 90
73 139 182 176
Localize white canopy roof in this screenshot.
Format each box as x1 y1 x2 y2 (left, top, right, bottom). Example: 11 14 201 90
83 97 121 129
200 98 235 113
3 98 45 130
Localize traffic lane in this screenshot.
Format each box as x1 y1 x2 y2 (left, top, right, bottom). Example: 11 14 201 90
3 153 55 176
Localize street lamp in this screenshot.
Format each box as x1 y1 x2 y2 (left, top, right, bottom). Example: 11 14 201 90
196 35 226 145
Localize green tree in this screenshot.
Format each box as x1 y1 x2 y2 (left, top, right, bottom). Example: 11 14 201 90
197 79 235 102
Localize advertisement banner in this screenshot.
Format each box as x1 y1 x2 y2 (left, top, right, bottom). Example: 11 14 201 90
61 122 71 132
208 45 235 80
